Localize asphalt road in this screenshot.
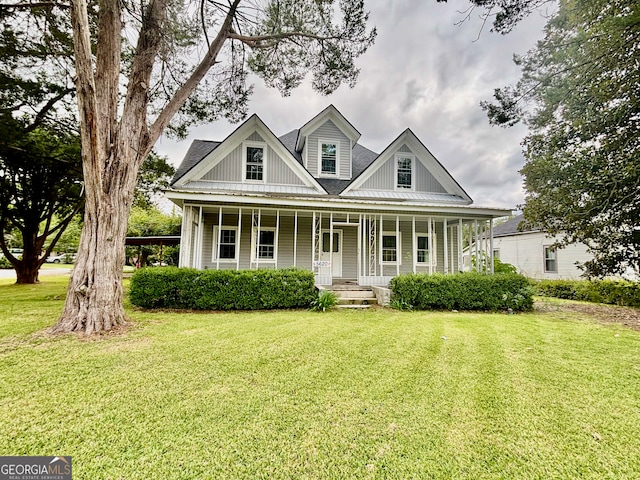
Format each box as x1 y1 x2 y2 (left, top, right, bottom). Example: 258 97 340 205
0 266 73 279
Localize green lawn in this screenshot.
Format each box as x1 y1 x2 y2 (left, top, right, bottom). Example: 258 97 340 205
1 276 639 479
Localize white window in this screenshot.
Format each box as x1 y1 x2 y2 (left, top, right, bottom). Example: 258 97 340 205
544 246 557 273
395 154 414 190
251 227 276 261
319 139 339 176
213 227 239 261
381 232 402 264
493 249 500 261
243 142 266 182
415 234 436 266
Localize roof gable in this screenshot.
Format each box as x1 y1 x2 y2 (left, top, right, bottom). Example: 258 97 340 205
341 129 473 203
295 104 361 152
171 115 326 193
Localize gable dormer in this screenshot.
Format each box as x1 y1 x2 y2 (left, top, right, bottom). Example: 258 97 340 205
341 129 473 204
171 115 325 195
295 105 361 180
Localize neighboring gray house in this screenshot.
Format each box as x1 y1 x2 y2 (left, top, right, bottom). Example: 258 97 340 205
490 214 592 280
166 106 510 286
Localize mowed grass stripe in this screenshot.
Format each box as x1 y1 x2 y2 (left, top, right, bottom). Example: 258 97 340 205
1 278 639 478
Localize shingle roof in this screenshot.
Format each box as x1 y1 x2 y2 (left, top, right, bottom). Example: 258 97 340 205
278 129 303 164
352 143 379 178
170 140 220 185
493 214 538 237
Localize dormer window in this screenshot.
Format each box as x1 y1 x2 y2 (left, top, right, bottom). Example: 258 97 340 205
395 154 414 190
319 139 339 176
244 141 266 182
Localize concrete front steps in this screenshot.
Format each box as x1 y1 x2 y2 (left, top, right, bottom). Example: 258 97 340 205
327 284 377 309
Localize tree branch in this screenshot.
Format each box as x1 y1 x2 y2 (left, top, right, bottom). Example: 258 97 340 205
147 0 241 148
23 87 75 133
228 31 340 48
0 2 70 10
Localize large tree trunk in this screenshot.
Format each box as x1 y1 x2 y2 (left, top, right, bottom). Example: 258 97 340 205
52 152 136 334
13 229 46 284
15 262 41 284
52 0 233 334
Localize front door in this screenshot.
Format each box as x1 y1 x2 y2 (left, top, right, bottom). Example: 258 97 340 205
319 230 342 278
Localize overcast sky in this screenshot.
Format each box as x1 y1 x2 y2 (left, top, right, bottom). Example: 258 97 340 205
154 0 552 210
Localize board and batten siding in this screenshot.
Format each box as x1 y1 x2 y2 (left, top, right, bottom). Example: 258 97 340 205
201 132 304 186
377 219 458 276
306 119 351 179
358 144 447 193
200 213 460 277
201 212 316 271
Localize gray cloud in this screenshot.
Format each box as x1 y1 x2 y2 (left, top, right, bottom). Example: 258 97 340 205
156 0 548 210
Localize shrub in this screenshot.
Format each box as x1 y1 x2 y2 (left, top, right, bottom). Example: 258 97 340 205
310 290 338 312
535 278 640 308
535 279 580 300
129 267 318 310
390 272 533 312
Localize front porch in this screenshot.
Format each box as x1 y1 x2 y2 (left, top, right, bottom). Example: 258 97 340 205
178 203 498 286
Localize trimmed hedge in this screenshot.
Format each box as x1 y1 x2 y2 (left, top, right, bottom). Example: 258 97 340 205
535 279 640 307
129 267 317 310
390 272 534 312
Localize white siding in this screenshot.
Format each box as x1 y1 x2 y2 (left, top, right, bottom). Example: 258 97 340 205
306 120 351 179
201 131 304 185
493 232 592 280
357 145 447 193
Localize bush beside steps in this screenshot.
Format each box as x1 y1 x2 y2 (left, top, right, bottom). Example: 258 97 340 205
129 267 317 310
390 272 534 312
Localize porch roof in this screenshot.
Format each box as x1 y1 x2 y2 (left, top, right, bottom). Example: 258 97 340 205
165 188 512 218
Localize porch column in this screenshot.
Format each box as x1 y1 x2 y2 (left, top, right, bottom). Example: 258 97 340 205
489 219 494 274
458 219 463 272
395 215 400 277
329 212 334 280
357 213 362 282
312 211 316 273
428 216 433 274
178 206 190 267
443 218 449 274
237 208 242 270
293 210 298 267
256 208 262 269
412 216 416 274
196 206 203 269
379 215 383 278
474 219 479 273
216 206 223 270
275 209 280 269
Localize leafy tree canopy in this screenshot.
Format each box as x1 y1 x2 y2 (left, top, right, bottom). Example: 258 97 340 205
478 0 640 277
0 118 83 282
133 152 176 210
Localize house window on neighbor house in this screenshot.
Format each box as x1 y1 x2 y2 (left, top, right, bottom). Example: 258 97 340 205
416 235 434 265
245 144 265 181
320 141 338 175
493 249 500 261
544 246 557 273
396 155 413 189
252 228 275 260
381 233 401 264
213 227 238 261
